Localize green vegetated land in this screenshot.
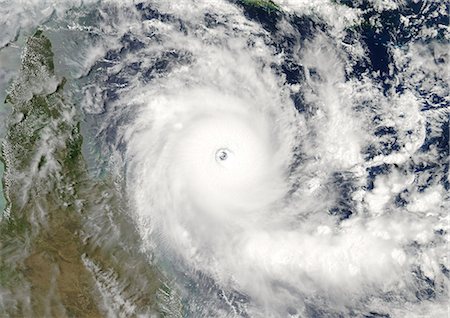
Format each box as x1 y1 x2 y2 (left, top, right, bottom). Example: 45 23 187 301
0 31 180 317
241 0 279 11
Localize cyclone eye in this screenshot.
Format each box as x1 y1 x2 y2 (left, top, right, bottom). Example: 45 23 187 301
215 148 231 162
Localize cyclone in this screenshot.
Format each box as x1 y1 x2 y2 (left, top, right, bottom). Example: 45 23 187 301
1 0 448 317
123 48 302 294
98 1 448 316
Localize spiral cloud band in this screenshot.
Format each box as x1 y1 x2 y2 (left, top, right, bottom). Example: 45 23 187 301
59 0 448 316
0 0 447 315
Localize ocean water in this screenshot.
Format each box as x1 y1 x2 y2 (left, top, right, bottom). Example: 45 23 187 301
0 1 448 317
